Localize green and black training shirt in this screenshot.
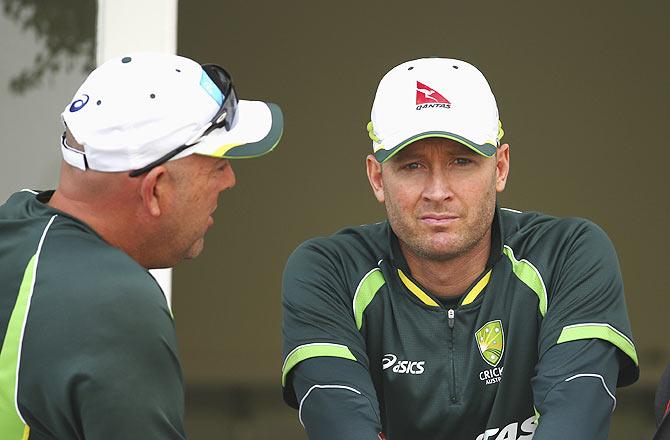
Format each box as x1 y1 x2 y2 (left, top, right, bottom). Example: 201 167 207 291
0 190 185 440
282 207 639 440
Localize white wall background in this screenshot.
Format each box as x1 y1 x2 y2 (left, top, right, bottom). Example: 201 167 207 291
0 12 87 203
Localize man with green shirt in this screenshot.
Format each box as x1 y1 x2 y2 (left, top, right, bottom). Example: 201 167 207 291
0 52 283 439
281 57 638 440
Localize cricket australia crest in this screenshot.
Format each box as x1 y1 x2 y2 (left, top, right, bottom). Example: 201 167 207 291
475 320 504 367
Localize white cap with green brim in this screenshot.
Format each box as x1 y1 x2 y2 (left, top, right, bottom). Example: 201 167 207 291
61 52 283 173
367 57 503 163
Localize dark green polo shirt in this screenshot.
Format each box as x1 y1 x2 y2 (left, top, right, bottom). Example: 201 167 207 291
0 190 185 439
282 207 638 439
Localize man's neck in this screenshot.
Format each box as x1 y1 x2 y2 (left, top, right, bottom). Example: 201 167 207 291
48 190 125 245
400 229 492 299
48 187 149 265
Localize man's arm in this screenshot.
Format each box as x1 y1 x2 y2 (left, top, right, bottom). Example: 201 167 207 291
531 339 619 440
282 240 383 439
19 261 186 440
290 357 382 440
72 298 186 440
533 220 638 439
655 363 670 426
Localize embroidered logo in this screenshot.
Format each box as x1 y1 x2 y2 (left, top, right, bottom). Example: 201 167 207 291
475 320 505 367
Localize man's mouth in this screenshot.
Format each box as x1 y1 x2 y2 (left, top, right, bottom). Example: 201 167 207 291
419 214 459 226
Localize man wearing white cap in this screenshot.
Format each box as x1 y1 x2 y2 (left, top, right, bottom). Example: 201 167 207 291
281 58 638 439
0 52 282 439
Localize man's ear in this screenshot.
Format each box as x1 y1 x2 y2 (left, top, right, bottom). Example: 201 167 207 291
495 143 510 193
366 154 385 203
139 166 168 217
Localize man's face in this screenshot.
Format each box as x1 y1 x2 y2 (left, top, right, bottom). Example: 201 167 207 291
163 155 236 263
367 138 509 262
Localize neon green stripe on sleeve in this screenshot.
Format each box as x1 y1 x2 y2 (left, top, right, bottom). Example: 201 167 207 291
557 323 638 366
282 343 357 387
353 268 386 330
503 245 548 317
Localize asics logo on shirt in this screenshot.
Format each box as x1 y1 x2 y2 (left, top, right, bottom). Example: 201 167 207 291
475 415 537 440
382 354 426 375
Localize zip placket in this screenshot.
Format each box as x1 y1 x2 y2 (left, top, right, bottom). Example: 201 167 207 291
447 308 457 404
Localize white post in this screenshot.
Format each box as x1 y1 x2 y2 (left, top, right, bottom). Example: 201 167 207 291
96 0 178 304
96 0 178 65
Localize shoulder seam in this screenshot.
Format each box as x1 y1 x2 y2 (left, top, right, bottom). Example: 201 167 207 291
5 214 58 428
352 267 386 330
502 244 548 317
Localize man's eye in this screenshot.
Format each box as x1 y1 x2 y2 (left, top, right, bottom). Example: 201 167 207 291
454 158 472 166
403 162 421 170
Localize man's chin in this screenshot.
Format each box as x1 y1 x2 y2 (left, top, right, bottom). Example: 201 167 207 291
403 238 462 261
425 228 482 257
184 239 205 260
419 247 463 262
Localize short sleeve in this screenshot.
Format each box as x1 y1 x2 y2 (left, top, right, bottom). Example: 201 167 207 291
538 220 638 386
282 240 370 406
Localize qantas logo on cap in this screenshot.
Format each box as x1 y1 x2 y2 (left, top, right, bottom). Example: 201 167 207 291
416 81 451 110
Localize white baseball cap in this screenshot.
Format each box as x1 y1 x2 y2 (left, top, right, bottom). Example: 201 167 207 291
61 52 283 174
367 57 503 163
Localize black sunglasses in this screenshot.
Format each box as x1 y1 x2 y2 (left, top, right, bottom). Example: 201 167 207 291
129 64 238 177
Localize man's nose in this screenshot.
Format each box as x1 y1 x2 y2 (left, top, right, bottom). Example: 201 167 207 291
422 169 453 202
220 161 236 192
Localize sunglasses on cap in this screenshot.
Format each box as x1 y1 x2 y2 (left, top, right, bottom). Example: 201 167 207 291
128 63 238 177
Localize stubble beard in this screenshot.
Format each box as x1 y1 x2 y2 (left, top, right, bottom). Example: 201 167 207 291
156 215 207 266
386 197 496 263
184 237 205 260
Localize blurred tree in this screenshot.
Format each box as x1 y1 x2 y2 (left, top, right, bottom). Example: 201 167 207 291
2 0 95 94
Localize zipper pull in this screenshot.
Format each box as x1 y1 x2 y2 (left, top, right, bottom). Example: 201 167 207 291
448 309 455 329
